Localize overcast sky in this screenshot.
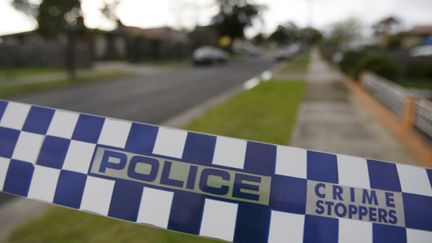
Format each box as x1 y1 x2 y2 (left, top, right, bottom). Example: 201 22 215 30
1 0 432 37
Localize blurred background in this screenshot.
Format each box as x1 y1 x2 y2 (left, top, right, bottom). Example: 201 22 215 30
0 0 431 87
0 0 431 242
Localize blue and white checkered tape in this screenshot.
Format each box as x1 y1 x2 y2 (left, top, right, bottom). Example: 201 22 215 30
0 99 431 243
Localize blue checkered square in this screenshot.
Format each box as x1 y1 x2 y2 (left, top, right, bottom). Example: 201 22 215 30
22 106 54 135
234 203 271 243
53 170 87 209
3 160 34 196
368 160 401 192
72 114 104 143
168 191 204 235
403 193 432 231
303 215 338 243
270 175 306 214
108 181 143 222
244 142 276 176
372 224 406 243
307 151 338 183
37 136 70 169
182 132 216 165
0 127 19 158
125 123 158 154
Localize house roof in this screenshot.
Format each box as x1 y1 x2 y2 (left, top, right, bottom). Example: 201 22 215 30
406 25 432 36
122 26 186 40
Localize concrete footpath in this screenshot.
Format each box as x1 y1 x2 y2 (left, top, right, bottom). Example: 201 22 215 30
291 49 417 165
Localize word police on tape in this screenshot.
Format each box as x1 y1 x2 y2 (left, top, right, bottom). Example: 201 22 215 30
0 99 431 243
91 146 271 205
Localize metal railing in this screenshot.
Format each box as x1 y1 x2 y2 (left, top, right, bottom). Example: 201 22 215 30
415 99 432 138
361 72 432 139
362 73 407 117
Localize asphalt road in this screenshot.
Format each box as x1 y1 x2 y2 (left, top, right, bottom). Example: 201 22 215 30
11 56 275 122
0 56 276 205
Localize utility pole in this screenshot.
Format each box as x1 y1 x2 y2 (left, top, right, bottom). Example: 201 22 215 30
66 25 77 81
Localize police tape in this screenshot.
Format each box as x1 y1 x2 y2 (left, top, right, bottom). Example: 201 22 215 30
0 99 431 243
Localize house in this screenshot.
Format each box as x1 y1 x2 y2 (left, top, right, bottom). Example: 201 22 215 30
0 24 193 66
123 26 188 43
402 25 432 48
188 25 219 48
90 28 127 60
91 25 191 61
0 29 91 68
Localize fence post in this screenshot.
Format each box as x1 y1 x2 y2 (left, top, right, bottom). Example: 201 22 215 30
402 96 416 130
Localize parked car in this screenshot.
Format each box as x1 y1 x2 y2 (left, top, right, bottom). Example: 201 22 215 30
274 43 302 61
193 46 229 65
410 45 432 57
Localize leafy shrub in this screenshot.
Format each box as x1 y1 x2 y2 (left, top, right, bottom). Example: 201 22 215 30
387 35 402 50
339 50 364 76
352 52 401 81
407 60 432 79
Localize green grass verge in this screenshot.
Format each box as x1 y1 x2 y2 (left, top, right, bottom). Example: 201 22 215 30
0 71 130 98
9 80 306 243
0 67 65 79
185 81 306 144
280 52 311 73
9 207 225 243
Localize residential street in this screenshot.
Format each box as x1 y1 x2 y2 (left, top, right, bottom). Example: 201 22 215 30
10 56 275 123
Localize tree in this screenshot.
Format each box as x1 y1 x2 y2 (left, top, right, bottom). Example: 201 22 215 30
268 22 299 45
373 16 401 36
299 27 322 45
253 33 265 45
12 0 81 38
38 0 81 37
329 17 363 49
372 16 402 48
12 0 38 17
100 0 122 28
212 0 264 40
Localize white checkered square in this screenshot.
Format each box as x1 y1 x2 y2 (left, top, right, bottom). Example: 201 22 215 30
12 131 44 164
47 110 79 139
152 127 187 159
62 140 96 174
98 118 131 148
200 199 238 242
137 187 173 228
0 157 11 191
80 176 115 216
397 164 432 196
268 211 305 243
28 165 60 202
337 154 370 189
275 146 307 178
0 102 30 130
338 218 372 243
212 136 246 169
407 228 432 243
